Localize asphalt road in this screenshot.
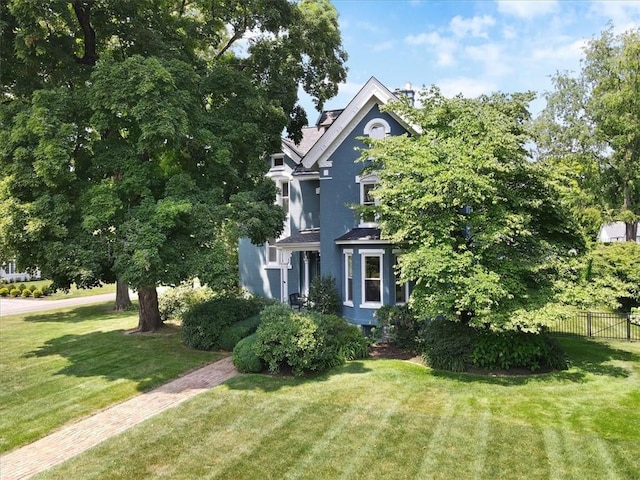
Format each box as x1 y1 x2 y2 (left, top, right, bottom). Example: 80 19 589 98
0 293 117 317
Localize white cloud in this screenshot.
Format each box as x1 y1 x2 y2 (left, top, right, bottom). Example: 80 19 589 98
449 15 496 38
405 32 458 66
496 0 558 19
373 40 395 52
589 1 640 32
465 43 512 77
532 38 588 61
438 77 498 98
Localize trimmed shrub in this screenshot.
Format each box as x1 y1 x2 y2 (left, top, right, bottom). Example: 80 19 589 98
9 288 21 297
17 283 26 291
375 305 426 351
0 287 9 297
307 275 342 315
21 288 32 298
29 284 37 292
32 289 43 298
421 319 477 372
472 330 567 372
218 315 262 351
182 295 275 351
41 285 51 296
232 333 264 373
158 284 215 322
254 305 370 376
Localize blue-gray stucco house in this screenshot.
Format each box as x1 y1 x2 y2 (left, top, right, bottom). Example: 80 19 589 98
239 77 420 327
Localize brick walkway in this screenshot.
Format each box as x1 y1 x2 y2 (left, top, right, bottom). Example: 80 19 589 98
0 357 239 480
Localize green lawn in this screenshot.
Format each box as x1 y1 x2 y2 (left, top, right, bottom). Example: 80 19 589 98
0 303 223 453
29 334 640 479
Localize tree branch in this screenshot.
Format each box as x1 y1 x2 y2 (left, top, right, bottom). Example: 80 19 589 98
72 1 98 66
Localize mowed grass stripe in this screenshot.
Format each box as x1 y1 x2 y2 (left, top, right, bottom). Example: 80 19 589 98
412 398 492 480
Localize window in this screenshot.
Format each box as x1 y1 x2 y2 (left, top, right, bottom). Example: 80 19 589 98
360 181 377 225
271 155 284 169
394 255 408 304
266 239 279 266
344 251 353 305
363 118 391 139
361 252 383 306
280 181 289 215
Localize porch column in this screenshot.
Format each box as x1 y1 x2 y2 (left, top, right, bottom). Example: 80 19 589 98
303 252 310 297
279 250 292 303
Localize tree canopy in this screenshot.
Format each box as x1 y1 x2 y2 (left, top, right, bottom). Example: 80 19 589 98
0 0 347 330
535 26 640 242
364 89 584 329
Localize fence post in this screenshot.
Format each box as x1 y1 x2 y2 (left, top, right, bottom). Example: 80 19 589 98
587 311 592 337
627 314 631 342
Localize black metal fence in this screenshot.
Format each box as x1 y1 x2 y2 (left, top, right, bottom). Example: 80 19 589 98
548 311 640 342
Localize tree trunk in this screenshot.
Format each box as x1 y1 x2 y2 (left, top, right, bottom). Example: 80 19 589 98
114 278 132 311
623 181 638 242
136 286 163 332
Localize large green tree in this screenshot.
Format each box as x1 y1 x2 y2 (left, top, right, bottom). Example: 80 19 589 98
0 0 347 331
364 89 583 329
535 26 640 242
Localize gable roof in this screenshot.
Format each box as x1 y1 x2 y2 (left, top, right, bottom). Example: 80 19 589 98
301 76 421 169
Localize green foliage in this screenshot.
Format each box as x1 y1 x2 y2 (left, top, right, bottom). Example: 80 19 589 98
32 288 43 298
307 275 342 315
420 319 477 372
181 295 272 351
536 27 640 241
158 284 215 322
556 242 640 311
17 284 25 292
0 0 347 330
232 333 264 374
20 288 31 298
472 330 567 372
254 304 369 376
375 305 426 351
367 88 583 329
0 287 9 297
9 288 20 297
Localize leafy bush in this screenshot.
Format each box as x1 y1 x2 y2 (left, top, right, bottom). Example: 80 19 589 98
32 289 43 298
9 288 21 297
0 287 9 297
420 319 477 372
29 284 37 292
307 275 342 315
254 305 370 376
41 285 51 296
472 330 567 372
21 288 32 298
219 315 262 351
375 305 427 351
182 294 274 351
17 283 26 291
158 284 215 322
232 333 264 373
254 304 319 375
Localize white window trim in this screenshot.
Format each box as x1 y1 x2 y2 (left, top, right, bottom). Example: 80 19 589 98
270 154 285 171
265 240 280 269
393 253 410 305
363 118 391 138
360 249 384 309
359 179 379 228
344 249 353 306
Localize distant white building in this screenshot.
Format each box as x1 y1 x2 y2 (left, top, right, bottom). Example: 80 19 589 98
0 260 40 282
598 222 640 243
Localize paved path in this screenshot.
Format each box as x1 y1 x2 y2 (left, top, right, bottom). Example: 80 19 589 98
0 293 117 317
0 357 239 480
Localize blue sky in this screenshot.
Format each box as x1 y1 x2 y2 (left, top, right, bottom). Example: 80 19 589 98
299 0 640 121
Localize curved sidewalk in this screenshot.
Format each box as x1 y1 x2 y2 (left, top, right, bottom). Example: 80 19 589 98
0 357 239 480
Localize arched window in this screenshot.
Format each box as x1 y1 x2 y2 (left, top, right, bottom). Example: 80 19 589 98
363 118 391 139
